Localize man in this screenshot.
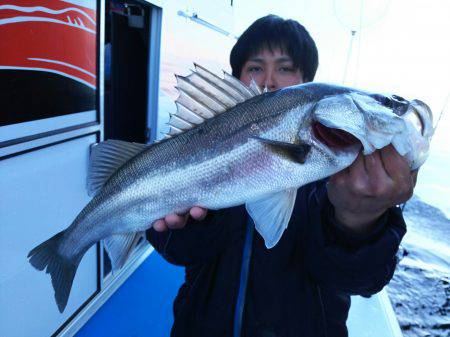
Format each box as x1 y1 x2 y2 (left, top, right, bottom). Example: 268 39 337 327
147 15 415 337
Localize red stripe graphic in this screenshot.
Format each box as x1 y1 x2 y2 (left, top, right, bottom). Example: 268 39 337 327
0 0 96 88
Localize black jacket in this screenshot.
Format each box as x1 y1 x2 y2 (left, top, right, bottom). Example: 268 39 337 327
146 180 406 337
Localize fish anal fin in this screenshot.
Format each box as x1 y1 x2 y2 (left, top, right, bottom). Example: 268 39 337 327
246 189 297 249
103 232 145 273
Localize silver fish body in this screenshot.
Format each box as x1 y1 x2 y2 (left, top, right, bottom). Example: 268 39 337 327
61 85 359 253
28 73 433 312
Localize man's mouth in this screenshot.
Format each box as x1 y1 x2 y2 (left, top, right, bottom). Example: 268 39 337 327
312 122 360 149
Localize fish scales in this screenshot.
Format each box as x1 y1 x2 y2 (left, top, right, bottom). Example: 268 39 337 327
57 103 269 244
58 90 317 259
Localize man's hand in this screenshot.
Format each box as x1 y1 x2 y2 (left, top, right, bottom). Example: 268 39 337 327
152 207 207 232
327 145 417 235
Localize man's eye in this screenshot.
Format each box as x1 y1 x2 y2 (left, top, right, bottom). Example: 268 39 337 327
279 67 294 72
248 66 262 72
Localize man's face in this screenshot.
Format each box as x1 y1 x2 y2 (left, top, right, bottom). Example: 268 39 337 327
239 48 304 91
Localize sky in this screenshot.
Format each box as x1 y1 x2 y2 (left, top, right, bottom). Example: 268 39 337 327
231 0 450 216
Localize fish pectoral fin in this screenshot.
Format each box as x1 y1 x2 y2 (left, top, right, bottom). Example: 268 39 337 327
103 231 145 273
252 136 311 164
246 188 297 249
87 140 149 196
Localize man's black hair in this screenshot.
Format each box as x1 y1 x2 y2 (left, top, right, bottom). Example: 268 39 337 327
230 15 319 82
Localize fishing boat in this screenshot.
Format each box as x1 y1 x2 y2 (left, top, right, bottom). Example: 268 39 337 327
0 0 403 336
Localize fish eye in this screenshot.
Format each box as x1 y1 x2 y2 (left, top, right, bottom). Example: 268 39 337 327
372 94 392 107
390 95 409 115
392 95 407 103
377 95 409 116
371 94 409 115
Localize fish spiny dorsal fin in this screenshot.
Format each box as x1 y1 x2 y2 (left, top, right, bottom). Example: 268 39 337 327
166 125 184 137
186 71 239 108
167 64 259 138
175 102 206 125
176 89 216 119
249 77 262 95
193 63 248 102
87 140 149 196
223 71 256 99
176 75 228 114
168 113 195 130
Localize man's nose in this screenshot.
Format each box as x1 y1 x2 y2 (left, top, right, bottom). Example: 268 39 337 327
263 71 277 91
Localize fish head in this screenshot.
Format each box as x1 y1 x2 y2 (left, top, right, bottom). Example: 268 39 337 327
302 88 433 170
391 98 434 169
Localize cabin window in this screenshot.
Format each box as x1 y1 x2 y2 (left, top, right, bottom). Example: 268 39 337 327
0 0 160 336
0 3 97 127
104 0 160 144
102 0 161 278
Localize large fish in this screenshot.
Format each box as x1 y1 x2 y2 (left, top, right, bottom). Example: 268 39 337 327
28 64 433 312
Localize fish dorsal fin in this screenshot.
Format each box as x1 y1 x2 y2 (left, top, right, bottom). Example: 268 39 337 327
165 64 259 139
246 188 297 249
87 140 149 196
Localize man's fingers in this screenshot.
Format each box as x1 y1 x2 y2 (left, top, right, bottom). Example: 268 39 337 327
365 152 386 180
411 169 419 186
380 145 410 180
364 151 392 197
347 153 371 196
190 207 207 220
153 219 168 232
152 207 207 232
165 213 188 229
380 145 415 203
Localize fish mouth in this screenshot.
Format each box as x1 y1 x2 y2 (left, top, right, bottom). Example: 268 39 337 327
312 122 360 149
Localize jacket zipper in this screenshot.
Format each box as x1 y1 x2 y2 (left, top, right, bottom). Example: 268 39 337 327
317 285 329 337
233 218 254 337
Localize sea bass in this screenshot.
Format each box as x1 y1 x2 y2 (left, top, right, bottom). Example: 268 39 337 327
28 64 433 312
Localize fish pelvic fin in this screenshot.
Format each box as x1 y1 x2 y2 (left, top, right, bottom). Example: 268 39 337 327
252 136 311 164
27 231 79 313
103 231 145 273
87 140 149 196
164 64 260 139
246 188 297 249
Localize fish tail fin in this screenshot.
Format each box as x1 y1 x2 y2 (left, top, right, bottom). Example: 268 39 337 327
27 231 79 313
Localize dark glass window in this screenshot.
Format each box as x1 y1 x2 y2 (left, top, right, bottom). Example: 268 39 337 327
0 2 97 126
